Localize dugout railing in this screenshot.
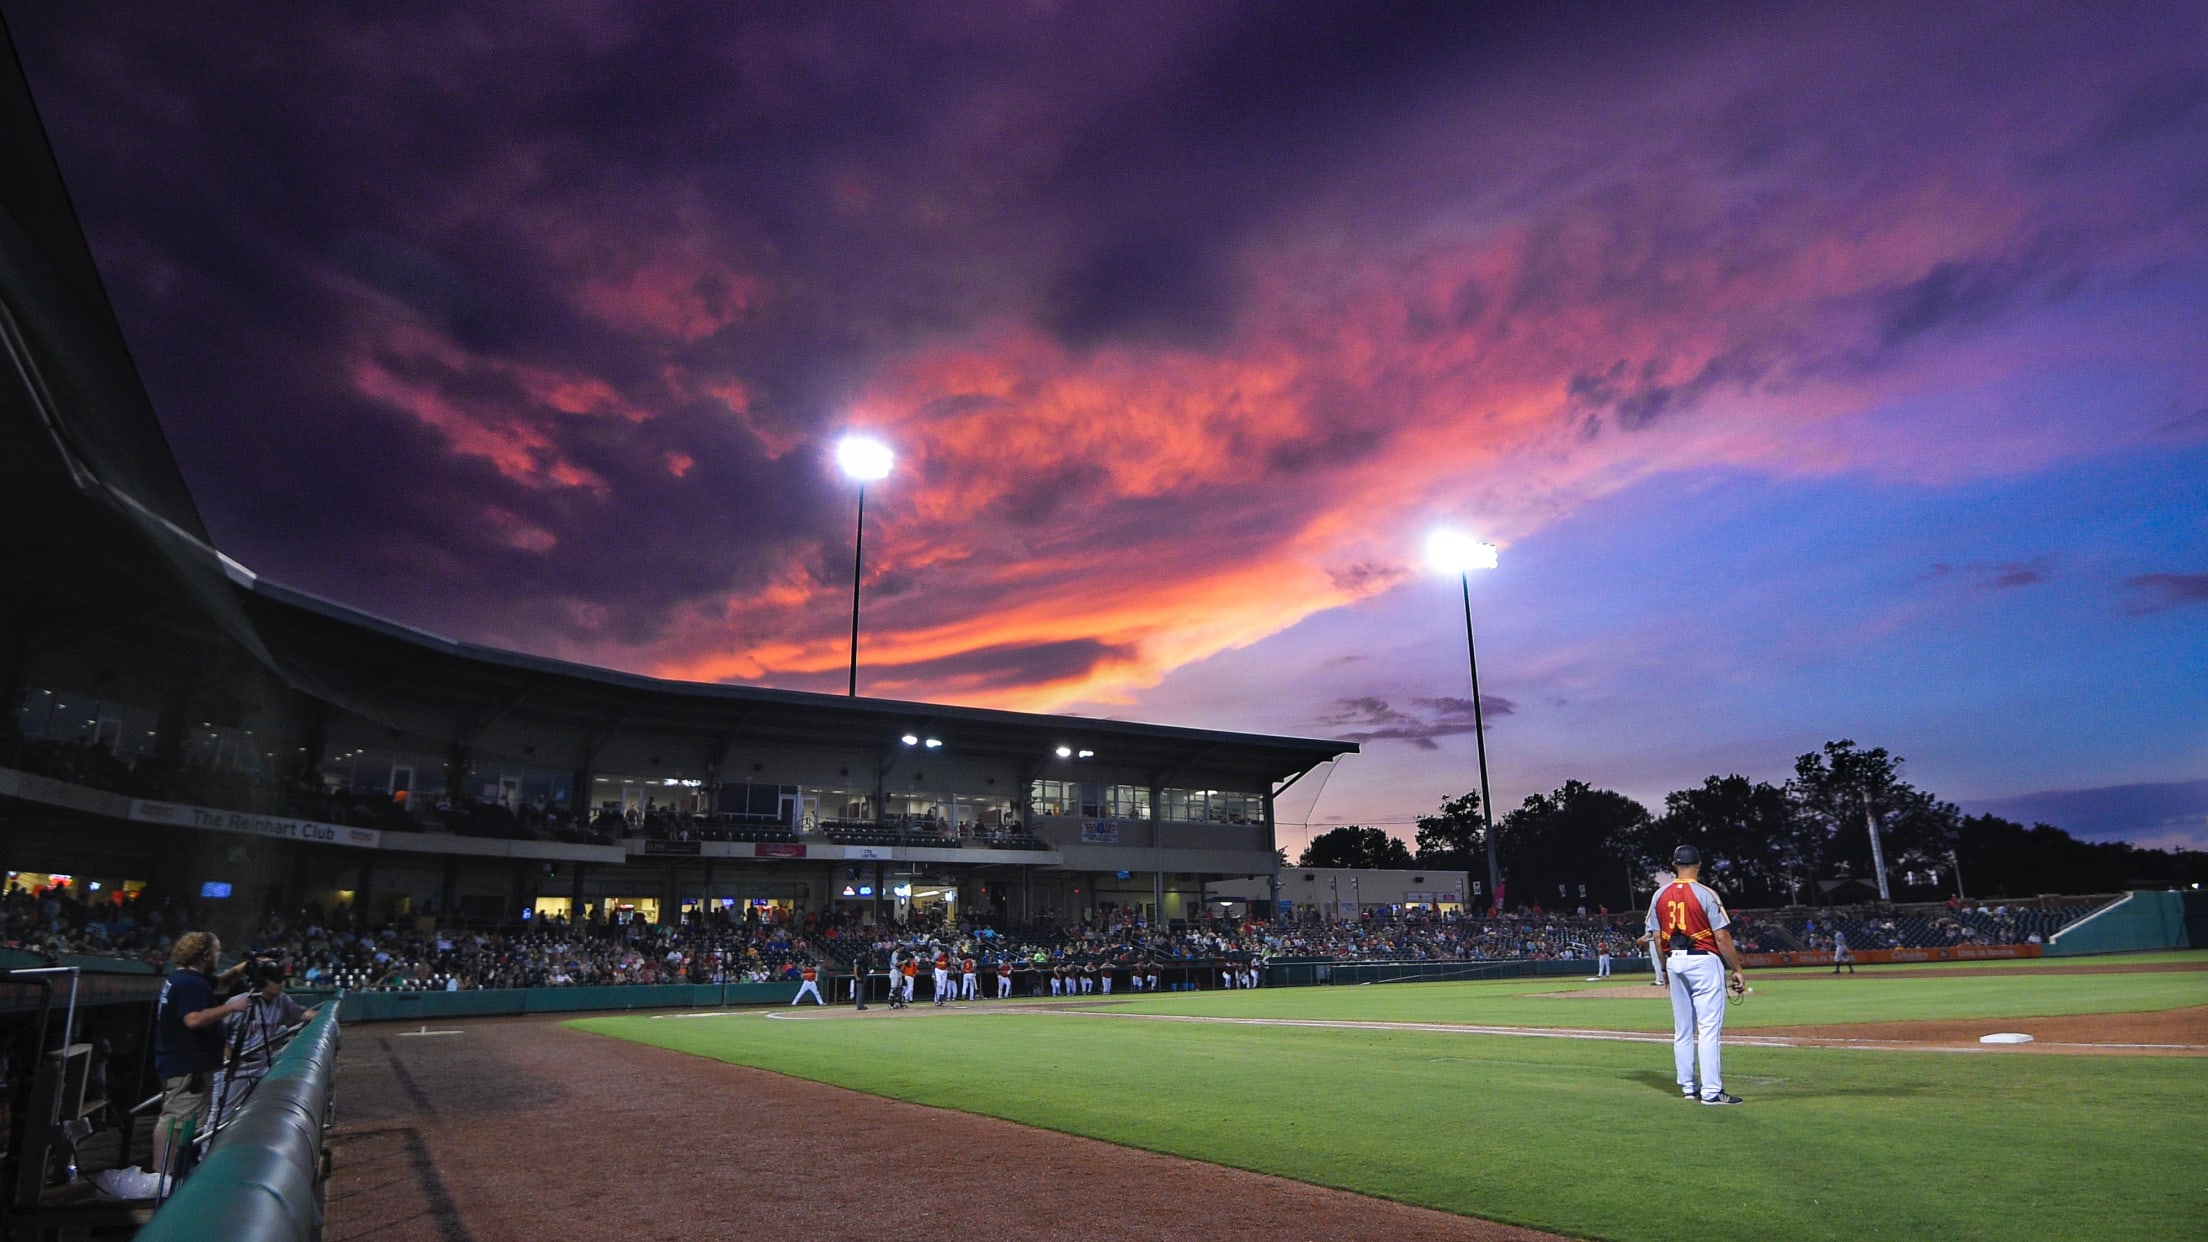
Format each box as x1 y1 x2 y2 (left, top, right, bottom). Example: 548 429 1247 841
132 1001 343 1242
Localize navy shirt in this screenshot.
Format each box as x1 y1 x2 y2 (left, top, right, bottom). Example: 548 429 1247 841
154 969 227 1078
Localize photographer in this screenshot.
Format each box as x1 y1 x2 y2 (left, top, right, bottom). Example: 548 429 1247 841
210 956 320 1126
96 931 251 1198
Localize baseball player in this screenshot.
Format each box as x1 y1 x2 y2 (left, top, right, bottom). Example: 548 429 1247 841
1646 844 1747 1105
996 957 1013 999
1832 928 1855 974
791 962 824 1006
960 955 978 1000
932 948 952 1006
898 954 919 1006
1596 943 1613 978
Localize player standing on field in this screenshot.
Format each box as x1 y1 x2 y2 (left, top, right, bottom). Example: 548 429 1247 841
1646 845 1748 1105
1832 928 1854 974
791 962 824 1005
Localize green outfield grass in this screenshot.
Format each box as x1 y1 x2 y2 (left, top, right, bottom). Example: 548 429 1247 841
572 956 2207 1241
1100 956 2208 1030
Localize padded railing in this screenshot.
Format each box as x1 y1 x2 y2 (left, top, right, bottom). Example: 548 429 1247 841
134 1001 343 1242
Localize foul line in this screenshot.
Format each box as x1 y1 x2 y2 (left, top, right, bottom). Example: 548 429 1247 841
1049 1011 2206 1054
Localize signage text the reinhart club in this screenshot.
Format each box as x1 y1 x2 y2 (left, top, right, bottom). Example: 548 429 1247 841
130 800 379 848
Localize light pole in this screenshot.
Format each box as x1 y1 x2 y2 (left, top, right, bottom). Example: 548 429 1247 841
835 435 894 697
1427 530 1503 914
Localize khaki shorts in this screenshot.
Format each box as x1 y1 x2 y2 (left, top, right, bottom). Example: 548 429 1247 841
158 1072 210 1143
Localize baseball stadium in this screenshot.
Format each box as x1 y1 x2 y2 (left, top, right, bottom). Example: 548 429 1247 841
4 12 2207 1242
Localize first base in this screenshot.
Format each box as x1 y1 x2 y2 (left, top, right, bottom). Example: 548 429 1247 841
1978 1032 2034 1044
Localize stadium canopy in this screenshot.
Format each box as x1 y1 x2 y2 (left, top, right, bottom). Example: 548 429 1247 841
0 18 1352 796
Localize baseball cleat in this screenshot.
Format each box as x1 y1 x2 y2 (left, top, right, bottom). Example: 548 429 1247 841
1700 1092 1743 1106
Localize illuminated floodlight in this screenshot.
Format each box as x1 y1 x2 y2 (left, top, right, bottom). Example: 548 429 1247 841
1055 745 1073 758
1427 530 1499 575
924 737 943 749
836 434 894 482
901 734 920 746
1077 749 1094 759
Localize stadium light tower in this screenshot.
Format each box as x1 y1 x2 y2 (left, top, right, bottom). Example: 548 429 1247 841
1427 529 1504 914
836 435 894 696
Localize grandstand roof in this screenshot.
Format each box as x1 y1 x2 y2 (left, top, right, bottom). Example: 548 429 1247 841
1 22 1353 792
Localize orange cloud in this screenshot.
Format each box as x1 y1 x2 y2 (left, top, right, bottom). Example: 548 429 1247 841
638 172 2093 711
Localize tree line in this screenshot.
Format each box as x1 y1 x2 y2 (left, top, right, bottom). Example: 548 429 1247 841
1295 740 2208 912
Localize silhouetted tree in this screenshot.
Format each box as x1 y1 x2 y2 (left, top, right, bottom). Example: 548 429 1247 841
1413 791 1485 872
1651 775 1809 906
1495 780 1652 912
1298 825 1414 869
1786 740 1959 896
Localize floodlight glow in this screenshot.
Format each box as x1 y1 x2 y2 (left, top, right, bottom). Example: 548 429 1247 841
1427 530 1499 575
901 734 920 746
1055 746 1073 758
836 435 894 482
924 737 943 749
1077 749 1094 759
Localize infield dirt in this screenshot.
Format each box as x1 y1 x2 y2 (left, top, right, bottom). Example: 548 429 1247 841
328 1015 1568 1242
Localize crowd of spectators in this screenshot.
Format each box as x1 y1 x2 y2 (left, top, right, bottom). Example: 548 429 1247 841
3 871 2117 996
1792 900 2099 954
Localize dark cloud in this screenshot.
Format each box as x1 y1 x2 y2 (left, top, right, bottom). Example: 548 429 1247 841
1566 349 1767 431
1321 694 1514 750
1325 561 1406 596
1878 260 2034 349
2098 69 2208 146
2125 572 2208 613
985 460 1111 527
2157 407 2208 438
1986 560 2049 591
1914 559 2051 594
1962 778 2208 851
875 637 1136 696
1045 229 1237 350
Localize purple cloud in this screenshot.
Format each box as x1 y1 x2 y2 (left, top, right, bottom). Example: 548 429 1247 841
2126 572 2208 613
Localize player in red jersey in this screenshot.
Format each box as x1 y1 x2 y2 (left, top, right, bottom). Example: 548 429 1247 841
1645 845 1747 1105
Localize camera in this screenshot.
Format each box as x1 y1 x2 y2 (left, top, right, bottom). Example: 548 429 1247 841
242 956 287 988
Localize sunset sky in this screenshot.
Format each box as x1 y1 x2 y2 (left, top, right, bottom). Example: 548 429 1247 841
8 2 2204 849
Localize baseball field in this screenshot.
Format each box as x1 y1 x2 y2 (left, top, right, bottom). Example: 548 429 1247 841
566 953 2207 1241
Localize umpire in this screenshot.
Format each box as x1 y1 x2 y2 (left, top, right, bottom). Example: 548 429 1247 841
1646 846 1747 1105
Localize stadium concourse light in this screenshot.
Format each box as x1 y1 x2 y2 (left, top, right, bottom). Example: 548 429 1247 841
836 435 894 697
1427 529 1504 914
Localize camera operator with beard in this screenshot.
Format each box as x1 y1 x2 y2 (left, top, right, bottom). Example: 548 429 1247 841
210 958 320 1126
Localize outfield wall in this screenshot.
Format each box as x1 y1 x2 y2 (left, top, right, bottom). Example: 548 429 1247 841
2047 890 2198 956
298 980 804 1023
1267 958 1610 986
1742 944 2041 968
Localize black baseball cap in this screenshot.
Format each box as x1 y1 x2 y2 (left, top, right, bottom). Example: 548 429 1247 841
1671 844 1701 867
